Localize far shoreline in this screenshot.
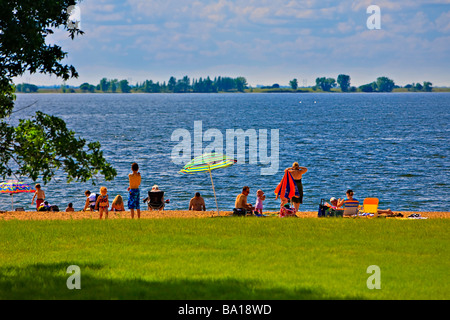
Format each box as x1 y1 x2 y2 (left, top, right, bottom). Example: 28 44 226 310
15 88 450 95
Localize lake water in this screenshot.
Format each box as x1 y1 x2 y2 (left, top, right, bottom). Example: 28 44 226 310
2 92 449 213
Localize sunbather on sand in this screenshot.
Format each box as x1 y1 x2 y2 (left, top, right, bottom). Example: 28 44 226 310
189 192 206 211
326 197 344 210
377 208 400 216
235 186 254 213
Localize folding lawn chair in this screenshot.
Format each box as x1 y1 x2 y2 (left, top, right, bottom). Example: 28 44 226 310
343 206 358 216
145 191 165 210
361 198 379 217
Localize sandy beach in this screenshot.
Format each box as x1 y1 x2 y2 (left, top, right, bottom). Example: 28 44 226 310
1 210 449 220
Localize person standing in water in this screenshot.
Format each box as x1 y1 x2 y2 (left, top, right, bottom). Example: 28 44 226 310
285 162 308 212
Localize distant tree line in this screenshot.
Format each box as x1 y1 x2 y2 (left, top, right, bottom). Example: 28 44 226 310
309 75 398 92
15 83 39 93
87 78 132 93
137 75 248 93
403 82 433 92
77 76 248 94
295 75 433 93
15 75 435 94
359 77 396 92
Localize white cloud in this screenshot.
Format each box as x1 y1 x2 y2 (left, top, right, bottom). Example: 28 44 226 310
16 0 450 86
435 11 450 33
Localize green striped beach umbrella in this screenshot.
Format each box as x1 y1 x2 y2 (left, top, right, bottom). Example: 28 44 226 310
180 153 237 216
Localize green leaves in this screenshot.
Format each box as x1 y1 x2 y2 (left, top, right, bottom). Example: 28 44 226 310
0 0 82 81
337 74 351 92
0 80 15 118
376 76 395 92
315 77 336 92
0 0 116 185
7 112 116 184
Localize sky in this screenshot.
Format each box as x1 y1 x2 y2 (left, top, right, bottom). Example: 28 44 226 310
14 0 450 87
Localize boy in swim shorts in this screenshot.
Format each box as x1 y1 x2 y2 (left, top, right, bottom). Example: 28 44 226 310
127 162 141 219
31 184 45 211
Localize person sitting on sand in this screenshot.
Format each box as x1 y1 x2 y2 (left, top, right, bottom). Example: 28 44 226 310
377 208 401 216
65 203 75 212
235 186 254 213
338 190 400 217
326 197 343 210
111 195 125 212
83 190 97 211
143 185 167 211
189 192 206 211
337 189 359 213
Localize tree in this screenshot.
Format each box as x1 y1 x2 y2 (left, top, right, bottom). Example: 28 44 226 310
110 79 118 93
414 83 423 91
423 81 432 92
80 82 95 93
119 79 131 93
99 78 109 92
16 83 39 93
235 77 247 92
175 76 190 93
0 0 116 184
337 74 351 92
359 82 377 92
289 79 298 90
376 77 395 92
204 77 214 93
168 77 177 92
315 77 336 91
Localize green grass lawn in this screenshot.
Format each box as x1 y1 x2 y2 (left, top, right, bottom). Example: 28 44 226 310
0 218 448 300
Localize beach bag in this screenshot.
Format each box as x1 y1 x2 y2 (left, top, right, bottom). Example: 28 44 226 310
51 205 59 212
233 208 247 216
38 205 51 212
327 208 343 218
280 206 296 218
318 199 328 217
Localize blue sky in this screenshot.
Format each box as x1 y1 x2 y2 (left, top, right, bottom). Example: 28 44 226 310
15 0 450 87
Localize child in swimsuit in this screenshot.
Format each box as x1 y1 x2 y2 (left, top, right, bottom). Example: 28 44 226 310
127 162 141 219
95 186 109 219
255 189 265 214
31 184 45 211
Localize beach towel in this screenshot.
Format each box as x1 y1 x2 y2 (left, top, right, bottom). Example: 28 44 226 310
274 171 300 200
359 212 374 217
407 213 428 219
280 206 297 217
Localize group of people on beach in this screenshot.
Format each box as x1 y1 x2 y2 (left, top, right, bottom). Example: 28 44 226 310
233 162 308 216
29 160 396 219
30 162 205 219
31 163 142 219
